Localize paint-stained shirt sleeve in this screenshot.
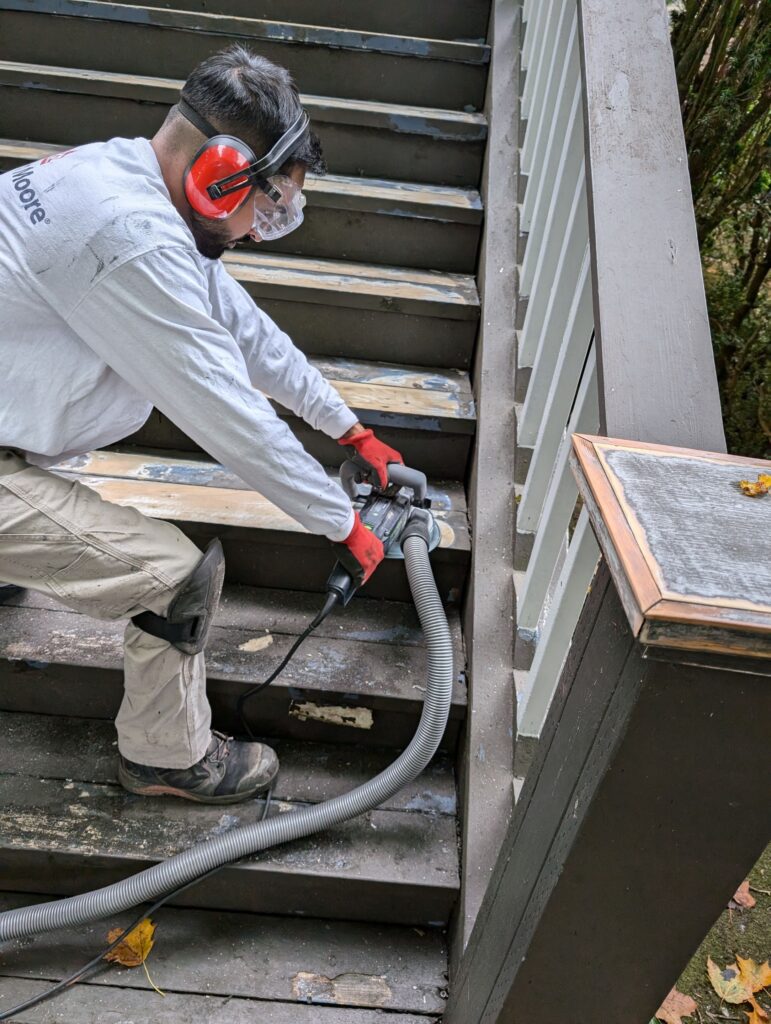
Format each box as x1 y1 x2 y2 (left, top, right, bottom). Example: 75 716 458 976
205 259 359 439
65 246 355 542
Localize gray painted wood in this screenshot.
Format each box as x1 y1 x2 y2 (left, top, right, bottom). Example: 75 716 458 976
0 892 446 1013
104 0 492 42
0 711 457 816
0 1 489 111
0 595 466 750
0 772 459 925
0 976 439 1022
602 446 771 608
577 0 725 451
0 62 488 187
0 139 483 273
454 0 518 967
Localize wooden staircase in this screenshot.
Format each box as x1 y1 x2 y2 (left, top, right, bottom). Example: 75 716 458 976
0 2 491 1018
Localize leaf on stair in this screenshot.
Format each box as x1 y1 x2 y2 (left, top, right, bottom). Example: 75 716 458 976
654 985 697 1023
729 880 757 910
104 918 164 996
736 957 771 995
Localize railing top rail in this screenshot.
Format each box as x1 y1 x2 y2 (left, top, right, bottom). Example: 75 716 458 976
577 0 726 454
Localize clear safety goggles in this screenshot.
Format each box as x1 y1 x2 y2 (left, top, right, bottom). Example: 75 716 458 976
250 174 306 241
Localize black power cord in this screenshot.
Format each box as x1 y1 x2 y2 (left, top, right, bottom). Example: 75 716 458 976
0 783 276 1021
236 591 339 739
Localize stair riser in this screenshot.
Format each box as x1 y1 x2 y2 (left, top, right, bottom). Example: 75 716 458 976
240 298 477 370
0 85 486 188
0 10 488 111
0 847 455 927
261 213 481 276
106 0 492 42
0 147 481 273
126 414 473 482
0 663 456 753
177 524 468 603
0 662 463 751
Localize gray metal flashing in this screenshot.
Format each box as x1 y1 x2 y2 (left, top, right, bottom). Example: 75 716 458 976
453 0 518 971
577 0 725 452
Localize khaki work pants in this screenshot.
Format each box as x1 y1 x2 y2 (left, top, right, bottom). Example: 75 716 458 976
0 448 211 768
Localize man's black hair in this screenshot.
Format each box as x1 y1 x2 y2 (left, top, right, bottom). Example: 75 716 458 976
179 44 326 174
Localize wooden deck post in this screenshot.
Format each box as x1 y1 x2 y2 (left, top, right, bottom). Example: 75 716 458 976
446 435 771 1023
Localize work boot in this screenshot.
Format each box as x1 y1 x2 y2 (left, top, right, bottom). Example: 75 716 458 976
0 584 24 605
117 730 279 804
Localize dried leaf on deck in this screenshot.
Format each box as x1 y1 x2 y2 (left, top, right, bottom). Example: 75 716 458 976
729 880 757 910
655 985 698 1023
104 918 156 967
707 957 755 1005
738 474 769 496
737 957 771 995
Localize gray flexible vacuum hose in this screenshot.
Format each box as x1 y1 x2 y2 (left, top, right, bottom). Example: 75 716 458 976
0 533 452 943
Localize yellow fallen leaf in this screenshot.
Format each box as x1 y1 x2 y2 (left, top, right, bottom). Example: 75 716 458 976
738 475 769 496
104 918 164 997
708 957 754 1004
738 957 771 995
105 918 155 967
655 985 698 1023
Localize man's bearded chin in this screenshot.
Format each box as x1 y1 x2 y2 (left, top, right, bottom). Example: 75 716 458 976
189 211 232 260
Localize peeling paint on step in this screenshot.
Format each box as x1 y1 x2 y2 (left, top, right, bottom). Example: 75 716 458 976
238 634 274 652
291 970 392 1007
289 702 373 730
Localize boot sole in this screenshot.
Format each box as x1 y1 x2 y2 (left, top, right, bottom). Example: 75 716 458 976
117 762 279 805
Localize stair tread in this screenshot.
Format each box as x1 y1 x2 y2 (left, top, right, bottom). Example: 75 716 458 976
0 728 460 923
0 710 457 815
0 136 483 223
0 60 488 139
50 450 471 552
2 0 489 66
223 250 479 317
0 584 467 713
0 977 439 1023
0 890 446 1016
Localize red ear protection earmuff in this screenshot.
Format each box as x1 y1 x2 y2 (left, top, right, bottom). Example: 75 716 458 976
178 94 310 222
184 135 257 220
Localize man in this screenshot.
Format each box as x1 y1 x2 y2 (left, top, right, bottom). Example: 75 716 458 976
0 45 403 805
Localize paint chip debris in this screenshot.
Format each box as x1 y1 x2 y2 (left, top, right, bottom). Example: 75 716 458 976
289 701 373 730
291 971 391 1007
238 634 274 652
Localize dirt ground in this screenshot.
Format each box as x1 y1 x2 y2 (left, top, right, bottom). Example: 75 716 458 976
663 839 771 1022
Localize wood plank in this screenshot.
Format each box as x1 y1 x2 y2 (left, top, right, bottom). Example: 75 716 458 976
577 0 725 452
50 455 470 553
454 0 518 969
0 976 439 1023
0 892 446 1014
0 771 459 924
104 0 492 42
0 62 486 188
0 1 489 111
0 599 467 749
0 138 483 271
0 711 458 816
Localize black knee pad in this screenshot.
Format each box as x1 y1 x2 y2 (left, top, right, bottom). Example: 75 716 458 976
131 538 225 655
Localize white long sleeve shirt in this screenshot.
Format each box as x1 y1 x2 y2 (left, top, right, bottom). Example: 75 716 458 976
0 137 357 541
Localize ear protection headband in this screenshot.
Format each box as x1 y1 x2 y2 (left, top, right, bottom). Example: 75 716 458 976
179 95 310 221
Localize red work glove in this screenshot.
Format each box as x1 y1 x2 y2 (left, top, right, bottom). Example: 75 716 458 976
337 428 404 489
336 511 385 586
